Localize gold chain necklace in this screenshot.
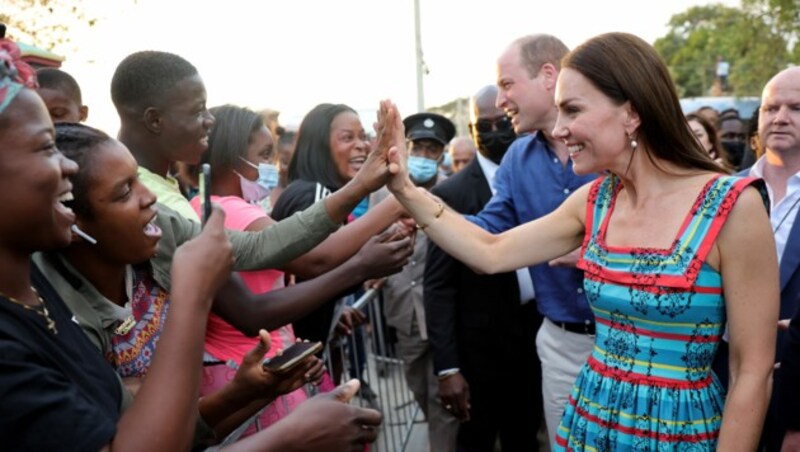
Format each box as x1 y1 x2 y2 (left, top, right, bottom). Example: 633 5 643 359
0 286 58 334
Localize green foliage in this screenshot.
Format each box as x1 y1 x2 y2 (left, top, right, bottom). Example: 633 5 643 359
655 3 790 97
0 0 99 51
743 0 800 44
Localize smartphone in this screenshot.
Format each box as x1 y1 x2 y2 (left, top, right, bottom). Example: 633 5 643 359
200 163 212 226
262 341 323 373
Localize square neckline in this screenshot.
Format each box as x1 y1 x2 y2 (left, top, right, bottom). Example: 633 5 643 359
596 174 723 255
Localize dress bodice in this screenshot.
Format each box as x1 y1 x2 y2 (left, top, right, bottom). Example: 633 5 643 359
555 174 764 451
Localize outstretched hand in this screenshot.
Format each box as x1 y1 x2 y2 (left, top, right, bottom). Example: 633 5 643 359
374 100 413 195
233 331 326 400
347 100 401 195
353 226 413 281
231 379 382 452
344 100 413 199
278 379 382 451
335 306 368 337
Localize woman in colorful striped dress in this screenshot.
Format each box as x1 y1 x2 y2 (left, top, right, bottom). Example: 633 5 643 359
560 174 758 450
377 32 778 450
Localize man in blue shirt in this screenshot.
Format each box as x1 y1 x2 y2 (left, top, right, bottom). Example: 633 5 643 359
468 34 597 445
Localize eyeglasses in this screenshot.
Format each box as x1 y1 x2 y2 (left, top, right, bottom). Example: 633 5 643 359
473 116 513 133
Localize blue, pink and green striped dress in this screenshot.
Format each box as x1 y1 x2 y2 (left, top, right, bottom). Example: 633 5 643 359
555 174 762 451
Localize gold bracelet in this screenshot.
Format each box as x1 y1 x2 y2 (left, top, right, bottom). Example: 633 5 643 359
417 202 444 231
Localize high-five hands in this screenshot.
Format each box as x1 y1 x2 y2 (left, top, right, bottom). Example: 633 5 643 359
344 100 409 196
375 100 412 194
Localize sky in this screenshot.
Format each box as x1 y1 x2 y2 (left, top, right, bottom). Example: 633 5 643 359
56 0 739 134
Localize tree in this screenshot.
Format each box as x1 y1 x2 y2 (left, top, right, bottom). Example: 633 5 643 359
654 4 789 97
743 0 800 42
743 0 800 60
0 0 101 52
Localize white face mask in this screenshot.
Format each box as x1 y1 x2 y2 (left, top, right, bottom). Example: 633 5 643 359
236 158 273 203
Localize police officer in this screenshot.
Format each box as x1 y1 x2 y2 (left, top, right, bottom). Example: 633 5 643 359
402 112 456 189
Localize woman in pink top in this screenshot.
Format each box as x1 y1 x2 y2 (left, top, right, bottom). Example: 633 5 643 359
191 105 306 432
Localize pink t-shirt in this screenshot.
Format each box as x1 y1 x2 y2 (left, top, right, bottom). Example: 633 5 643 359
190 195 294 363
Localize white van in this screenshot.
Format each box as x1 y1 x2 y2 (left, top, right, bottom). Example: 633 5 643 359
679 96 760 120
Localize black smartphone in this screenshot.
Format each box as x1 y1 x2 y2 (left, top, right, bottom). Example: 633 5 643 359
200 163 211 226
262 341 323 373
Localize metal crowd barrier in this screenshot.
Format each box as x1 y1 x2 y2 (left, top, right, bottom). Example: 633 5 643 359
211 288 421 451
325 288 421 452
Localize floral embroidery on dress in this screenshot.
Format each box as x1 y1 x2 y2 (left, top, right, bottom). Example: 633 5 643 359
110 266 170 378
558 175 764 451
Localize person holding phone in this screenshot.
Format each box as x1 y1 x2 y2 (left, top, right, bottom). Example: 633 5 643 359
200 162 212 225
190 104 383 432
36 123 327 441
109 51 411 360
0 48 233 448
0 37 383 452
37 121 408 444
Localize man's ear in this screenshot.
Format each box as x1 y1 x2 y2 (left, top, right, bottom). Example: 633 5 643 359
539 62 559 90
468 123 477 141
143 107 163 134
79 105 89 122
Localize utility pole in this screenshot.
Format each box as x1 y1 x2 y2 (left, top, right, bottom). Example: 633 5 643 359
414 0 425 112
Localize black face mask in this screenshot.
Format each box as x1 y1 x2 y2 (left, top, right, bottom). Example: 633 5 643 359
477 129 517 164
721 140 745 168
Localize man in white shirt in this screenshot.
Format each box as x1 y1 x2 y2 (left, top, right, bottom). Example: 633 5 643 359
744 66 800 451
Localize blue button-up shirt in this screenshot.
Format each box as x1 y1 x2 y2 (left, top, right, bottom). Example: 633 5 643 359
468 133 597 323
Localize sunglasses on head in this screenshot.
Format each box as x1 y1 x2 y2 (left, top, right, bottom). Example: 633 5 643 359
473 116 513 133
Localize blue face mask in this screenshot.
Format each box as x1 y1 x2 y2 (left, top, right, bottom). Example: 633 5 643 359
408 156 439 184
256 162 279 190
442 152 452 168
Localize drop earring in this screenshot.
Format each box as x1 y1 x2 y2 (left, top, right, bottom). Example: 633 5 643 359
628 132 638 150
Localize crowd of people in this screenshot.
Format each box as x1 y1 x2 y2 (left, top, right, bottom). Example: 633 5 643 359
1 20 799 452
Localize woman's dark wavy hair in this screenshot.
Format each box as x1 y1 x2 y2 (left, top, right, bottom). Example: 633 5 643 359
562 32 725 174
288 103 357 190
204 104 264 171
54 122 113 218
685 113 732 169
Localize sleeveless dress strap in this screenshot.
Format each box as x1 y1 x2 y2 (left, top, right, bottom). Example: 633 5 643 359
579 175 618 261
578 175 764 289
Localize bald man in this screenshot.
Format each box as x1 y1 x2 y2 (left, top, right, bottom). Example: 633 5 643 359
746 67 800 451
448 137 477 174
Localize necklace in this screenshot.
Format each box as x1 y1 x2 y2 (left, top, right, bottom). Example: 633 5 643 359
0 286 58 334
